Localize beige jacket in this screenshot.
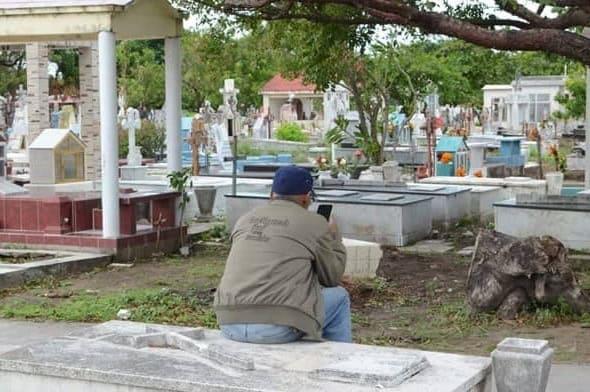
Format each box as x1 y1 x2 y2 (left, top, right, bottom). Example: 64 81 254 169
214 200 347 340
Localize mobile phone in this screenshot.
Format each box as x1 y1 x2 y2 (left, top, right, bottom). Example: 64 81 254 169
317 204 333 221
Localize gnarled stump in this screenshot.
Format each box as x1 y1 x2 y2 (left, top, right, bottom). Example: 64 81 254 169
467 230 590 319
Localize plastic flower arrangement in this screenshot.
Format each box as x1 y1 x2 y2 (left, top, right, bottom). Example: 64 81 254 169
440 152 454 164
548 144 566 173
315 156 330 171
330 157 349 178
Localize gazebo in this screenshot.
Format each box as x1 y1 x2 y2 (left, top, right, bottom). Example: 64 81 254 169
0 0 184 239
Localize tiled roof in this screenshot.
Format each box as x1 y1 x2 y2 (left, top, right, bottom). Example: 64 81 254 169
0 0 132 9
261 74 316 93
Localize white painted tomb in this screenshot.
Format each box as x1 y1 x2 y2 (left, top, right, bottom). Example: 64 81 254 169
494 196 590 251
420 176 546 198
0 320 492 392
225 191 433 246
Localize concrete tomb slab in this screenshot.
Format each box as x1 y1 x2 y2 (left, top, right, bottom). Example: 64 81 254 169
360 194 404 201
342 238 382 278
0 321 492 392
318 184 471 229
316 190 360 197
225 193 433 246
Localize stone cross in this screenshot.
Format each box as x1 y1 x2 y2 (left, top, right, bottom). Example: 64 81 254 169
125 107 142 166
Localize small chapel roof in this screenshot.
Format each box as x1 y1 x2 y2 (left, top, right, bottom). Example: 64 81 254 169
261 75 317 94
29 129 86 150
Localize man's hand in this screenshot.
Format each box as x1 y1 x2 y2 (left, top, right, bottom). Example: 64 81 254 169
328 217 339 236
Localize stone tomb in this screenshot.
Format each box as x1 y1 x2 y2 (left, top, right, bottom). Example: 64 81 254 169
225 191 433 246
318 182 471 228
495 195 590 251
0 320 491 392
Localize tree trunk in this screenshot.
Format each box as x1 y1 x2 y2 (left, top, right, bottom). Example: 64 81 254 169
467 230 590 319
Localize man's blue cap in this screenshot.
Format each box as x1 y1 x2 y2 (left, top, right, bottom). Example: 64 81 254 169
272 166 314 195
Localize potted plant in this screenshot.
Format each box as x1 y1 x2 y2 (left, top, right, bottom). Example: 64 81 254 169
167 168 191 256
348 149 370 180
330 157 349 179
546 144 566 196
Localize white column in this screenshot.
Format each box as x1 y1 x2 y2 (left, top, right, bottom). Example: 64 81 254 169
98 31 120 238
585 66 590 189
165 37 182 173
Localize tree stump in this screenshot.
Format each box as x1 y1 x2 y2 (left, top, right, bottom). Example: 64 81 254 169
467 230 590 319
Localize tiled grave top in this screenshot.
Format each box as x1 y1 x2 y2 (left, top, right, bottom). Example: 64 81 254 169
226 192 433 207
0 321 491 392
495 338 550 355
318 184 471 196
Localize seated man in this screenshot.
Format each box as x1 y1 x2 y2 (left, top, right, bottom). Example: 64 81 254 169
214 166 351 344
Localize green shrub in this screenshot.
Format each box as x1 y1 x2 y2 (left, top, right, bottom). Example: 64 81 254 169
275 122 308 143
119 120 166 159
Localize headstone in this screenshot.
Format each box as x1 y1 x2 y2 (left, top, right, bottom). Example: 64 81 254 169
279 101 297 122
382 161 401 182
410 111 427 136
189 115 208 176
125 107 143 167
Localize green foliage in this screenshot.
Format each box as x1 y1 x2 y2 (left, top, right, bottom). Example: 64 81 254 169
167 168 192 245
119 120 166 159
167 168 191 209
237 140 309 163
0 288 217 328
117 40 165 108
275 122 308 142
49 49 79 96
326 116 381 165
555 64 586 121
182 28 280 111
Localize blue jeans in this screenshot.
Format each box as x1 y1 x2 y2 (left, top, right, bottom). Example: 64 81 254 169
220 286 352 343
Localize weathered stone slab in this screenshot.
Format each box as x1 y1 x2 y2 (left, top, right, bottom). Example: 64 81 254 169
402 240 454 254
343 238 382 278
0 320 492 392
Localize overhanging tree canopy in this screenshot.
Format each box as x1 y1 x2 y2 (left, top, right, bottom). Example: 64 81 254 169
180 0 590 65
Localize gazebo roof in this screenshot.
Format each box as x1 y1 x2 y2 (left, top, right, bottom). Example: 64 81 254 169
0 0 184 43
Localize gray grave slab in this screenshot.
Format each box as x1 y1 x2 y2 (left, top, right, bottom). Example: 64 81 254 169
360 194 404 202
407 184 446 192
0 321 491 392
317 184 472 228
316 190 360 197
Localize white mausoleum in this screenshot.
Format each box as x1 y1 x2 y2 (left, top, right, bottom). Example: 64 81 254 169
482 75 566 131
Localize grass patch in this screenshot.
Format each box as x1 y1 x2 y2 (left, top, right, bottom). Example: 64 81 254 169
0 287 218 328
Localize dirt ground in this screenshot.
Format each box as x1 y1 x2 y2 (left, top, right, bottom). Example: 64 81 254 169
348 246 590 362
1 242 589 363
